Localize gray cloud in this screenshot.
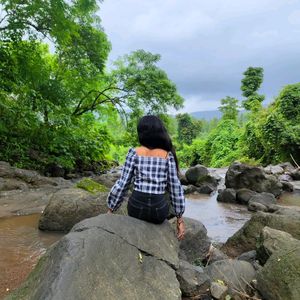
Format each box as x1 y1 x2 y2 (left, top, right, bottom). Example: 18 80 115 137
100 0 300 112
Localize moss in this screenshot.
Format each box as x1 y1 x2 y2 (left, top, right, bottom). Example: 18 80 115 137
76 177 108 194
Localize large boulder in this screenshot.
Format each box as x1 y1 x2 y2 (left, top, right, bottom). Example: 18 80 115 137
177 217 211 264
264 165 284 175
176 259 210 297
225 162 283 196
216 188 236 203
248 192 276 212
222 211 300 257
256 226 300 265
38 188 110 232
8 215 181 300
256 233 300 300
185 165 209 185
204 259 256 294
290 168 300 180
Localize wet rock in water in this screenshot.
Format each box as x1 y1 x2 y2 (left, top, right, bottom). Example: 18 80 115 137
176 259 210 297
278 173 293 182
183 184 198 194
216 188 236 203
256 231 300 300
204 259 256 294
264 165 284 175
290 168 300 180
38 188 110 232
178 217 211 264
92 172 121 188
222 211 300 257
225 162 283 197
210 282 228 300
236 188 257 205
248 192 276 212
185 165 209 185
278 162 295 173
8 215 181 300
280 180 294 192
256 226 300 265
179 173 189 185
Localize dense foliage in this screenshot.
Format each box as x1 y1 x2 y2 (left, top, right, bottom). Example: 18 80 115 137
0 1 299 172
0 0 183 172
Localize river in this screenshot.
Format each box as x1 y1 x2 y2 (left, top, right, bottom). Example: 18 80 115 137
0 189 299 299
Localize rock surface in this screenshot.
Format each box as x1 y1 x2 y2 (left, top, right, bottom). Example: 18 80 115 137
176 260 210 297
185 165 209 185
236 188 257 205
256 226 300 265
216 188 236 203
210 282 228 300
178 217 211 264
8 215 181 300
257 233 300 300
222 211 300 256
205 259 256 293
38 188 109 232
225 162 283 196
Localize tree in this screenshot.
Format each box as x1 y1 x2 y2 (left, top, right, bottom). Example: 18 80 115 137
241 67 265 111
218 96 239 120
176 113 201 144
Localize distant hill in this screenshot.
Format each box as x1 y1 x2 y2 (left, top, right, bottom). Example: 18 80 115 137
190 110 222 120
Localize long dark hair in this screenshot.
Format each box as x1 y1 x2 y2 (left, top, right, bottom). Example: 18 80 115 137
137 115 179 172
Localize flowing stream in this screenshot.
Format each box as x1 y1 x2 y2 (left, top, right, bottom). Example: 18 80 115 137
0 189 299 299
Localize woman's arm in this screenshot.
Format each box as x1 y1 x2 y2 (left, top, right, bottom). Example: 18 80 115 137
107 148 136 212
167 152 185 218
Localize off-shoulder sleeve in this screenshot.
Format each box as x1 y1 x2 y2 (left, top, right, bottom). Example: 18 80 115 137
167 152 185 217
107 148 136 211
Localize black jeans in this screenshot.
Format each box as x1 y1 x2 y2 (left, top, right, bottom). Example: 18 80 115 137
127 190 169 224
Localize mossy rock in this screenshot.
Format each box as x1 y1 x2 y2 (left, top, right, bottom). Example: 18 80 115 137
76 177 108 194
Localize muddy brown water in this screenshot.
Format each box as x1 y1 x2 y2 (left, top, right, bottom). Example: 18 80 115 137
0 191 299 299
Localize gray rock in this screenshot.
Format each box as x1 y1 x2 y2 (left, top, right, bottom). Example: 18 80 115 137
278 174 293 182
206 246 228 264
210 282 228 300
248 201 268 212
38 188 110 232
205 259 256 293
290 168 300 180
237 250 257 264
176 260 210 297
236 188 257 205
8 214 181 300
264 165 284 175
0 178 28 191
256 226 300 265
217 188 236 203
278 162 295 173
185 165 209 185
225 162 283 197
183 185 198 194
249 192 276 206
178 217 211 264
280 181 294 192
222 212 300 257
92 172 121 188
256 233 300 300
179 173 189 185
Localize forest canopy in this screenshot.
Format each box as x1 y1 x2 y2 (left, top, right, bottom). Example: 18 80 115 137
0 0 299 174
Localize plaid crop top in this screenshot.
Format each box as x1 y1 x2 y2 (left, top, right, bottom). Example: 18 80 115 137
107 147 185 217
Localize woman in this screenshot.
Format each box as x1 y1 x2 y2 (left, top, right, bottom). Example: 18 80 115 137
107 115 185 240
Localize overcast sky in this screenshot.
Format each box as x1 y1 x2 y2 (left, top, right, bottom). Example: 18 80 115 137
99 0 300 112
